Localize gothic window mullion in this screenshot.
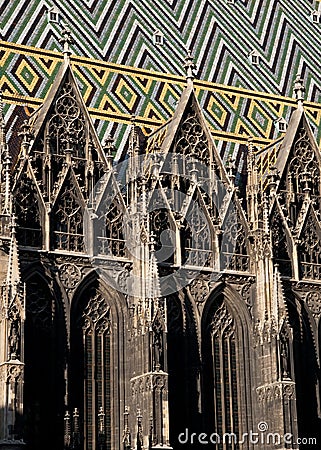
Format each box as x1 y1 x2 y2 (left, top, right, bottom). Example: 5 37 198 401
15 174 42 248
231 336 238 441
97 199 125 258
208 301 240 449
219 331 226 442
226 333 234 438
91 330 97 450
212 334 221 438
77 291 111 450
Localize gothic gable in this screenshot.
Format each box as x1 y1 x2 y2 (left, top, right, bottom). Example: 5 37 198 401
158 85 229 185
18 63 106 203
275 111 321 226
297 207 321 280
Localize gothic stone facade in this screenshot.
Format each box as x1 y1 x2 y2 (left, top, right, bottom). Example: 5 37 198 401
0 53 321 450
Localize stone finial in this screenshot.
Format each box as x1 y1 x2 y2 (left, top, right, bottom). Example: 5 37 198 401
103 134 115 169
59 24 74 62
293 73 305 108
267 165 279 195
184 49 196 84
18 119 33 144
0 89 3 124
226 154 236 182
0 89 6 148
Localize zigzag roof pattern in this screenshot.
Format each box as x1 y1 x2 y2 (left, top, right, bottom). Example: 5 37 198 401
2 0 321 95
1 0 321 177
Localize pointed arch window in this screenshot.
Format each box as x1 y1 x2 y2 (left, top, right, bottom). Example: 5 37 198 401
181 199 212 267
203 298 240 448
221 207 249 272
24 274 64 450
70 287 112 450
150 207 175 264
51 176 84 252
14 174 42 248
47 79 86 159
283 124 321 223
299 215 321 279
271 209 292 276
173 99 210 170
96 198 126 257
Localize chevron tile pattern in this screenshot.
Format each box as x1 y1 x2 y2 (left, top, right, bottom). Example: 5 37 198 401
1 0 321 171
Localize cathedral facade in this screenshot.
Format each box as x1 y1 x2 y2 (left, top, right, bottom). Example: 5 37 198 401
0 34 321 450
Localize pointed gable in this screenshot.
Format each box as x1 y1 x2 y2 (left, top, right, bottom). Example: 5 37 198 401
276 110 321 198
17 61 107 203
29 62 105 162
158 85 230 185
298 206 321 280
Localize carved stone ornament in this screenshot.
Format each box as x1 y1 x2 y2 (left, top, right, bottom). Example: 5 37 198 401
130 372 168 397
0 363 24 383
306 291 321 318
189 277 210 303
58 263 81 289
256 381 295 403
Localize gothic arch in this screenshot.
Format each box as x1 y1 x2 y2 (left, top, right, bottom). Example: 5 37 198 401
166 291 202 449
220 201 251 273
51 169 85 252
69 271 127 450
13 167 44 248
22 268 65 450
286 292 321 445
201 284 253 445
180 188 214 268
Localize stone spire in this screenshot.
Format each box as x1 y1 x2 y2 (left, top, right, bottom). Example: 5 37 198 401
293 73 305 109
59 24 74 62
148 233 161 301
0 91 12 222
0 90 5 149
184 49 196 85
6 216 22 296
122 406 131 450
272 264 288 328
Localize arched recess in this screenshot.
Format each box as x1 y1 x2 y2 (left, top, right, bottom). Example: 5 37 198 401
51 170 85 252
287 293 321 444
23 269 66 450
167 292 202 448
14 169 43 248
69 272 127 450
201 284 253 446
181 188 214 268
220 201 250 273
